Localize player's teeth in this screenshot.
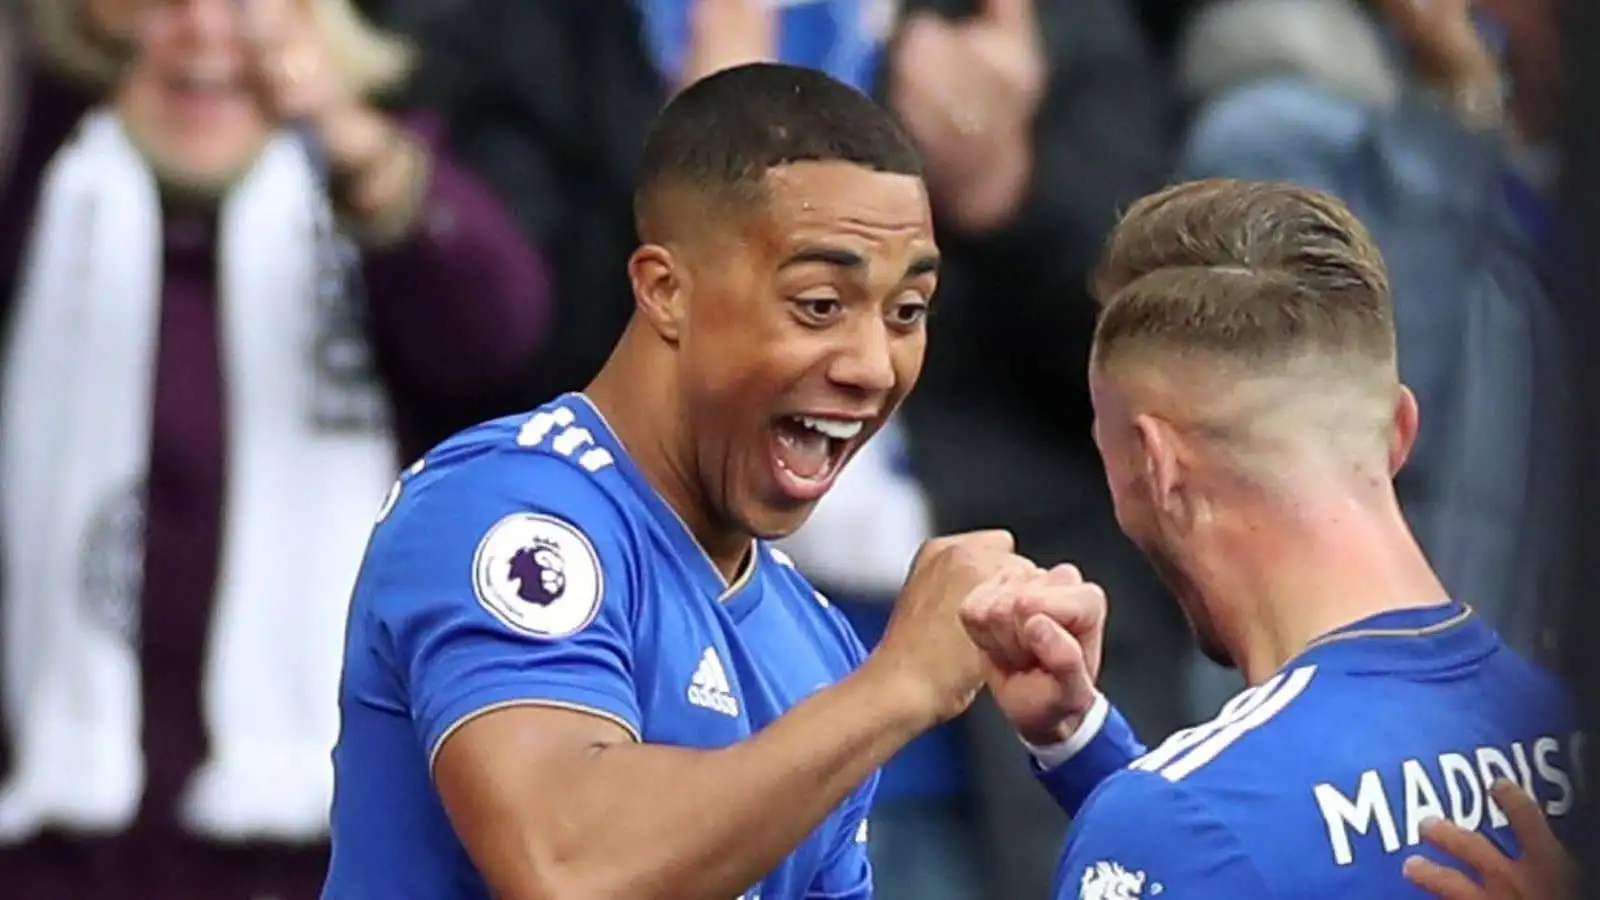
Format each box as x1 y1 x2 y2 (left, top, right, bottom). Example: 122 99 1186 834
795 416 863 441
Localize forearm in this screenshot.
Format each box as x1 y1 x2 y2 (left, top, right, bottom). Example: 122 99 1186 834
315 105 430 244
538 662 927 900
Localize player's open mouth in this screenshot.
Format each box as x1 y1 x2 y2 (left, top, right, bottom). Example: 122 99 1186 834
770 414 866 502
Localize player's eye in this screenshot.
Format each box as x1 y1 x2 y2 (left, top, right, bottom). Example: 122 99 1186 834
793 295 843 325
888 297 929 330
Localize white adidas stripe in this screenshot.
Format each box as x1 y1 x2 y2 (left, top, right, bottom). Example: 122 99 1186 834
1141 666 1318 782
1132 672 1286 774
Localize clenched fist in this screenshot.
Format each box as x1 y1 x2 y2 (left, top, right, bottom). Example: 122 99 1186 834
960 564 1106 746
869 530 1032 725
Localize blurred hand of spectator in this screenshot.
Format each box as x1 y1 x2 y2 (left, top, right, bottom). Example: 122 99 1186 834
1378 0 1496 88
678 0 777 89
890 0 1045 233
233 0 421 239
1376 0 1504 131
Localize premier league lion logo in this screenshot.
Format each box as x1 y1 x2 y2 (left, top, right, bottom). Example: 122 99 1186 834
475 512 602 639
508 536 566 606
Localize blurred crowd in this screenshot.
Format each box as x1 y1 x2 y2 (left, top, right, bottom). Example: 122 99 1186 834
0 0 1565 897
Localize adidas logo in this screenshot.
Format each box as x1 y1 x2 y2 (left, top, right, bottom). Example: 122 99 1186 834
687 647 740 717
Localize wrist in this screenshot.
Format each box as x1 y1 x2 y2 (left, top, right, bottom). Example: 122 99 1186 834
851 652 945 737
314 104 394 176
939 130 1032 234
1019 692 1110 770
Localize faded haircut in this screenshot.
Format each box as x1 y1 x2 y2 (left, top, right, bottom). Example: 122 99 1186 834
633 62 922 244
1090 178 1399 472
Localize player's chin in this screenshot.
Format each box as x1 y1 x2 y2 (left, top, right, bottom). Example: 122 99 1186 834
741 435 862 539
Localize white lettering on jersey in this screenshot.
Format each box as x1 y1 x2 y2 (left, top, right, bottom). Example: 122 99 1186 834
1314 731 1584 866
472 513 604 639
517 405 615 473
687 647 741 717
1078 860 1150 900
1316 770 1400 866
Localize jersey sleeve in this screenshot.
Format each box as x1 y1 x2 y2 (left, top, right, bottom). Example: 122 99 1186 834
369 451 643 767
1031 694 1148 817
805 771 876 900
1053 771 1269 899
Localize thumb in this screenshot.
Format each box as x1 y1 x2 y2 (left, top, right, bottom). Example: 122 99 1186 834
1024 614 1092 697
976 0 1036 32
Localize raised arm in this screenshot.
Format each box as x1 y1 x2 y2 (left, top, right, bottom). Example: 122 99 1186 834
379 453 1017 900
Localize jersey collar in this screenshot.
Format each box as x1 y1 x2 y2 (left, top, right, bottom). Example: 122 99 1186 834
1289 602 1498 676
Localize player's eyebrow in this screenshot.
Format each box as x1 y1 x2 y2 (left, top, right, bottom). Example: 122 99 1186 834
780 246 866 270
904 254 940 279
779 247 941 279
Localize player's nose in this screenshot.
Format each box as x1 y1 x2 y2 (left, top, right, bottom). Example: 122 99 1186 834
826 319 897 395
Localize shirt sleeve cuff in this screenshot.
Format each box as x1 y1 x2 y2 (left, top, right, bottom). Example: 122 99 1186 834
1019 692 1111 769
1024 694 1145 818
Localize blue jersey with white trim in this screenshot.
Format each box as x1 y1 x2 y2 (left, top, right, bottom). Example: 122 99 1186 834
323 393 875 900
1048 604 1580 899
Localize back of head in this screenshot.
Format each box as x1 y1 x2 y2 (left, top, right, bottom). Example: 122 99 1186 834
1091 178 1400 481
632 62 922 244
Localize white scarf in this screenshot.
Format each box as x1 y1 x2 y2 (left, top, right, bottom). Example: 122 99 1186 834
0 109 393 843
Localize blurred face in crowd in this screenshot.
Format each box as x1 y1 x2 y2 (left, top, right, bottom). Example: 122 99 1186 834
1089 366 1233 666
116 0 281 195
654 161 938 540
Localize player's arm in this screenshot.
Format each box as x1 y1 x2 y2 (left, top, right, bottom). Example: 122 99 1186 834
1052 770 1270 899
803 773 876 900
385 457 935 900
1027 692 1148 817
960 577 1148 818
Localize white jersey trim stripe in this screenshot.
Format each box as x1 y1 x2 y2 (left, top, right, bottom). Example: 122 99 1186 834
1157 665 1319 782
1131 671 1286 774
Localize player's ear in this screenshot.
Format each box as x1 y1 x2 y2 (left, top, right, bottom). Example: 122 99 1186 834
1132 414 1183 509
628 243 688 344
1389 384 1419 476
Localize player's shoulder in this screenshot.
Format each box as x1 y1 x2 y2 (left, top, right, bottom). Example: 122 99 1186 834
358 400 647 631
761 545 870 669
1062 765 1268 897
1128 663 1330 787
384 397 630 533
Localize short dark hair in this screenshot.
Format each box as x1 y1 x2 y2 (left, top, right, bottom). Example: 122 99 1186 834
634 63 923 240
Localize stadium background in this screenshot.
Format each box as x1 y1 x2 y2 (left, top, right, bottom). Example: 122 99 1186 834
0 0 1594 896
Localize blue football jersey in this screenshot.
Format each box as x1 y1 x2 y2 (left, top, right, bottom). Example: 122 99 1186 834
1041 603 1580 899
323 393 875 899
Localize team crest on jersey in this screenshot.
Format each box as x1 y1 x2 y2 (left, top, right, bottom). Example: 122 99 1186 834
1079 861 1147 900
473 513 603 639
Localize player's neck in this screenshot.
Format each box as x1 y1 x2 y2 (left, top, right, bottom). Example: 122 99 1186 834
585 331 752 580
1202 489 1449 684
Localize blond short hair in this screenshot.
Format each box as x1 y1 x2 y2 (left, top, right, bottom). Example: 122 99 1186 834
29 0 413 94
1091 179 1399 470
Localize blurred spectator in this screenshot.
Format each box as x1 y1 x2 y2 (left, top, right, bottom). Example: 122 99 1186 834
372 3 1174 897
888 1 1178 897
778 420 986 900
1176 0 1568 711
0 0 547 896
